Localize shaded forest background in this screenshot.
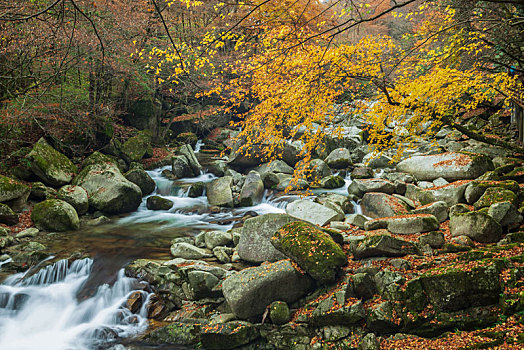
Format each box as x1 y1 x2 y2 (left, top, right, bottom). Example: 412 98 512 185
0 0 523 171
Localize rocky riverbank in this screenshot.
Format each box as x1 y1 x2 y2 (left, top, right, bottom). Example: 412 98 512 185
1 115 524 349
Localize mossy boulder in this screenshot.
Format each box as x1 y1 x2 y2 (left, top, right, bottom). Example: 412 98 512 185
144 320 203 346
81 151 118 169
450 210 503 243
146 196 174 211
269 301 290 325
124 166 156 195
417 262 502 311
120 131 152 163
0 203 18 225
31 199 80 232
351 234 418 259
200 321 260 350
56 185 89 215
72 162 142 214
473 187 518 210
175 132 198 147
271 221 347 284
188 182 205 198
465 180 519 204
320 175 346 189
26 138 77 187
0 175 30 210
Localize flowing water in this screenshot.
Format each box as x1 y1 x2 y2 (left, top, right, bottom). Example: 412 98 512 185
0 148 361 349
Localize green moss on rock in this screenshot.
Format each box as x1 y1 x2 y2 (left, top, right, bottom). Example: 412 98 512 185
120 131 152 163
26 138 77 187
31 199 80 232
474 187 518 210
269 301 290 325
271 221 347 284
0 175 30 203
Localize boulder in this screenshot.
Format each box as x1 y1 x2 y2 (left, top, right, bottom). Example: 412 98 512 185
125 167 156 195
147 196 174 210
271 221 347 284
172 155 193 179
412 201 448 223
187 270 220 299
464 180 519 204
206 176 234 207
200 321 260 350
205 231 233 249
239 171 264 207
315 193 354 214
396 152 493 181
286 199 344 226
364 214 439 234
255 160 294 175
72 162 142 214
282 141 304 167
188 182 205 198
325 148 352 169
487 202 523 227
345 214 368 229
408 181 470 206
179 144 202 176
237 213 298 263
310 297 365 326
26 138 77 186
120 131 151 163
170 242 212 259
0 203 18 225
320 175 346 189
81 151 118 168
473 187 517 210
276 176 309 191
351 234 417 259
351 167 374 179
31 199 80 232
57 185 89 215
347 179 395 197
30 181 55 200
222 260 313 319
419 231 445 248
450 211 502 243
0 175 30 211
302 159 331 182
360 193 410 219
269 301 290 325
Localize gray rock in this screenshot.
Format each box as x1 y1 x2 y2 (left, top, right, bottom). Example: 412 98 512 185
170 242 212 259
179 144 202 176
237 214 298 263
72 162 142 214
213 246 234 263
187 270 220 299
351 167 374 179
125 167 156 195
311 298 365 326
206 176 234 207
315 193 354 214
255 160 294 175
57 185 89 215
412 201 449 223
31 199 80 232
26 138 77 186
325 148 352 169
363 154 395 168
222 260 313 319
397 152 493 181
282 141 304 167
364 214 439 234
488 202 523 227
205 231 233 249
347 179 395 197
320 175 346 189
352 273 377 300
383 172 415 183
15 228 39 239
360 193 410 219
408 181 469 206
261 172 280 189
146 196 174 210
358 333 380 350
0 175 30 211
188 182 205 198
120 132 151 163
351 234 417 259
286 199 344 226
345 214 368 229
239 171 264 207
450 211 502 243
419 231 445 248
276 176 309 191
433 177 449 187
303 159 331 182
0 203 18 225
172 155 193 179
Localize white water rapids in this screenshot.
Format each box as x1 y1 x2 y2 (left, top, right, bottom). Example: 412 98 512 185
0 258 149 350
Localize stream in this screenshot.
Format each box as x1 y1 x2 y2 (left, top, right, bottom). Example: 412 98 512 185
0 149 358 349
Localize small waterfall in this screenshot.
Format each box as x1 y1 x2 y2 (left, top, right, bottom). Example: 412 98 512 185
0 258 149 350
194 140 204 153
